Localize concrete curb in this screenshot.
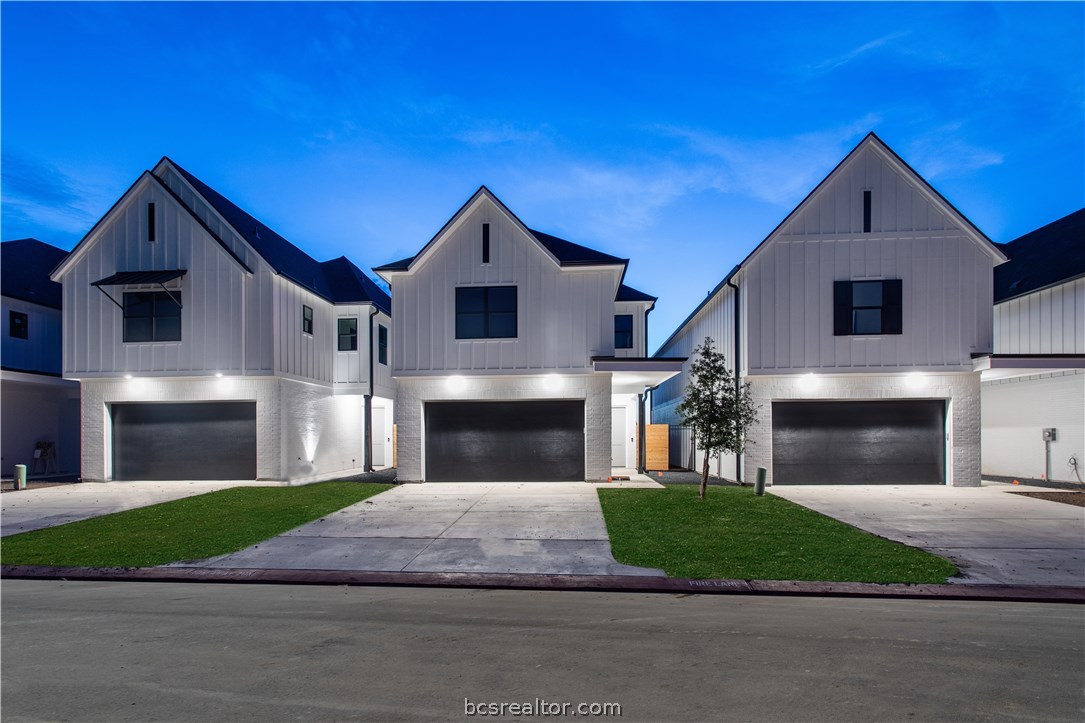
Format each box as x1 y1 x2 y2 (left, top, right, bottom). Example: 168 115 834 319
2 564 1082 603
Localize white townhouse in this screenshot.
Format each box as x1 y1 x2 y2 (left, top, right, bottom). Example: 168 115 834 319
1 239 80 476
653 133 1007 487
50 158 394 483
980 209 1085 484
374 186 681 483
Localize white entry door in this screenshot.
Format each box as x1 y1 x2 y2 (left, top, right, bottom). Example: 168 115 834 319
611 407 626 468
372 407 386 466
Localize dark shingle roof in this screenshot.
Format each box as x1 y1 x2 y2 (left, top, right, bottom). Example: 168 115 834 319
994 208 1085 303
616 284 656 302
373 229 626 272
167 159 389 310
1 238 68 309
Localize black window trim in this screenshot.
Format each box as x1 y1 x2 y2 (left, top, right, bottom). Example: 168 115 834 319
147 202 156 242
9 310 28 340
378 323 388 365
337 317 358 351
482 222 490 264
614 314 634 349
833 279 903 336
302 305 313 335
455 285 518 340
862 189 872 233
122 290 183 343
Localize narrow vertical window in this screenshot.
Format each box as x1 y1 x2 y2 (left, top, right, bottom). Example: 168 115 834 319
337 318 357 351
302 305 313 335
482 223 490 264
378 324 388 365
862 190 872 233
147 202 156 242
614 315 633 349
9 310 28 339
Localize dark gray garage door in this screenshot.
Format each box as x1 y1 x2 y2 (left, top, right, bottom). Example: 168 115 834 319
425 401 584 482
112 402 257 481
772 400 945 485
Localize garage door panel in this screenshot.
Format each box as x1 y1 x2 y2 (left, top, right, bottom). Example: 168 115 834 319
426 401 584 482
112 402 257 481
772 400 945 485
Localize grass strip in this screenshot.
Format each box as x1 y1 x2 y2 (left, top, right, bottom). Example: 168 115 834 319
599 485 958 583
1 482 392 568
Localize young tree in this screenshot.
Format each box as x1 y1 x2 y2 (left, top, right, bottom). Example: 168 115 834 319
676 337 759 499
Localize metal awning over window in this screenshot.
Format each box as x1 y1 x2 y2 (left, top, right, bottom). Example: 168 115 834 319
91 269 186 310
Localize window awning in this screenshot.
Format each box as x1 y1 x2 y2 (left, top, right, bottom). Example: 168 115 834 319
91 270 187 287
91 270 186 311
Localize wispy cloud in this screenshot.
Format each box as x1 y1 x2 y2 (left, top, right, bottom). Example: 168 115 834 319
1 153 104 240
810 31 911 74
907 124 1004 180
454 122 547 146
655 117 880 207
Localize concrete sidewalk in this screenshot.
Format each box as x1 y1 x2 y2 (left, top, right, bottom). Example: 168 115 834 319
172 481 666 577
770 483 1085 587
0 480 270 536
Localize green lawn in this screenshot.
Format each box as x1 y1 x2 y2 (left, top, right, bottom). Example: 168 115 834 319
0 482 392 568
598 485 958 583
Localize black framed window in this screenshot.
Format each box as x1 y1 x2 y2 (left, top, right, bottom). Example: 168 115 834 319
455 286 517 339
615 314 633 349
9 310 28 339
482 223 490 264
378 324 388 365
337 318 357 351
147 202 156 242
833 280 902 336
302 305 313 335
123 291 181 342
862 190 872 233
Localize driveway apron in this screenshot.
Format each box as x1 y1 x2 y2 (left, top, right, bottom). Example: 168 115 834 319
175 482 664 577
770 483 1085 587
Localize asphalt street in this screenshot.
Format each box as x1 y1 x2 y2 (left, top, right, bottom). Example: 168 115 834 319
2 580 1082 722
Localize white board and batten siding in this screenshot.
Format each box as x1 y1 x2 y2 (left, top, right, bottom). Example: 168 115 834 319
745 140 996 375
614 301 652 358
56 174 268 377
1 297 62 375
994 277 1085 354
652 286 737 426
392 197 622 375
333 307 394 398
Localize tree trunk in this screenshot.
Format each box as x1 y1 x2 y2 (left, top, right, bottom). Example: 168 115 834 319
700 450 710 500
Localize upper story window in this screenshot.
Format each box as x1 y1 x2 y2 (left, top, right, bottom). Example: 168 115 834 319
614 314 633 349
123 291 181 342
302 305 313 335
378 324 388 365
337 318 357 351
455 286 517 339
9 310 28 340
862 190 872 233
833 279 902 336
147 202 156 242
482 223 490 264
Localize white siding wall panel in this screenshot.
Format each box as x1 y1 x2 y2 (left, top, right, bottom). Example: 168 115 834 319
60 178 256 377
614 301 650 358
1 298 62 375
392 199 620 374
981 371 1084 482
274 276 334 383
993 278 1085 354
746 233 991 373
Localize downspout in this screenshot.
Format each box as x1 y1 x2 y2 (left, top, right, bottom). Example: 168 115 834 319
364 306 377 472
725 278 742 483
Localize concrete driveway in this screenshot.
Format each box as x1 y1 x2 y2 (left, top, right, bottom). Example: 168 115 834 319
770 483 1085 587
1 481 269 537
175 481 665 577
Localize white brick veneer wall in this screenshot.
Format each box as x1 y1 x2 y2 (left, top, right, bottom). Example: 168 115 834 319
80 377 367 483
396 373 612 482
745 372 982 487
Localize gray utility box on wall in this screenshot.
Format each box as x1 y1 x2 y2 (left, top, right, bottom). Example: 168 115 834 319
1042 428 1057 442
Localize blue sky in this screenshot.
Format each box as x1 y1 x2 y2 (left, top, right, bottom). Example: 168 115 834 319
2 2 1082 352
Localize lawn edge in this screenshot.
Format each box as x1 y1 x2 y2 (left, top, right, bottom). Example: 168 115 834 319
3 565 1082 604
